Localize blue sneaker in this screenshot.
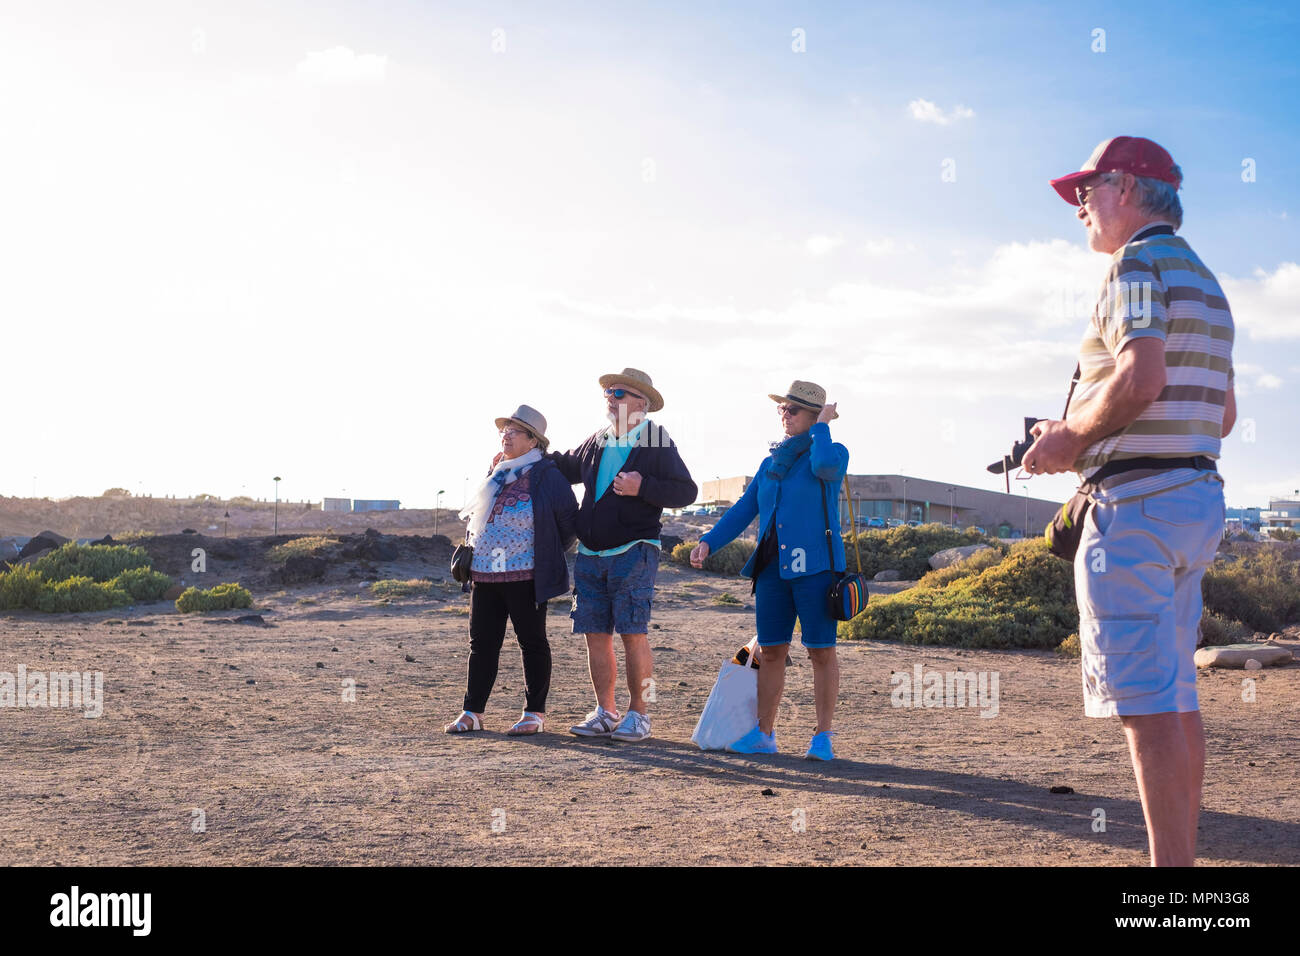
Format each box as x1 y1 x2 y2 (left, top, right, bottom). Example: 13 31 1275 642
805 731 835 761
726 724 777 754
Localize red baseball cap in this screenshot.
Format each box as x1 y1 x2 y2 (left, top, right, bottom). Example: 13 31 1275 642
1050 136 1181 205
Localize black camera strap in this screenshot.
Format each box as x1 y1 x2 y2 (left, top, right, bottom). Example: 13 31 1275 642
1062 223 1177 419
1061 224 1211 491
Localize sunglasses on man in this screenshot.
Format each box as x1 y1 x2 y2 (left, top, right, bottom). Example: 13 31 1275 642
604 387 646 402
1075 177 1117 207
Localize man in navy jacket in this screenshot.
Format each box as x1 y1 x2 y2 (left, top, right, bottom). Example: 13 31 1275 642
549 368 697 742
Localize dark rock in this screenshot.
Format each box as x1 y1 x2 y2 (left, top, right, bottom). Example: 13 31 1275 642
281 555 327 585
90 534 115 546
18 530 68 560
404 654 416 662
234 614 265 626
873 569 901 582
353 528 399 562
181 528 197 534
760 788 776 796
1049 785 1075 794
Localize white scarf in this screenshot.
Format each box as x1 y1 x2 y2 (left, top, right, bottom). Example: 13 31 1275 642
459 448 544 544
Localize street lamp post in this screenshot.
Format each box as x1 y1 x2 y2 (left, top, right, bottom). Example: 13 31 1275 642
224 510 230 538
273 476 281 535
1024 484 1030 537
948 487 955 528
902 477 908 524
434 489 445 537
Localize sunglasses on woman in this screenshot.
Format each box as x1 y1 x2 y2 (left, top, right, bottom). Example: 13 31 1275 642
778 404 810 417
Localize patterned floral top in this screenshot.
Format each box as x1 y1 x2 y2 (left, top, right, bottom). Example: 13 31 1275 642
470 468 536 582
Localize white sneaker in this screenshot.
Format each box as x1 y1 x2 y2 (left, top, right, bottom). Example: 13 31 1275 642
610 710 652 742
570 706 621 737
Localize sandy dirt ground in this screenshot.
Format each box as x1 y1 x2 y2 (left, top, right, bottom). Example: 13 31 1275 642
2 545 1297 866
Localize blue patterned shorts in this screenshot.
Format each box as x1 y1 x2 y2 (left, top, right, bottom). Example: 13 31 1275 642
571 543 660 635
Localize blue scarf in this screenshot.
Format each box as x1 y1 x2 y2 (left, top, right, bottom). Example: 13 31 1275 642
767 431 813 481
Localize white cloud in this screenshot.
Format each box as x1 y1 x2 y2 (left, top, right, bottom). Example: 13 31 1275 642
907 98 975 125
1231 363 1285 396
1221 262 1300 340
861 238 916 256
805 234 843 256
296 47 388 86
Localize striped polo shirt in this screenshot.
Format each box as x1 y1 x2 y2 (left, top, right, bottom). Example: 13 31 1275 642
1071 222 1234 500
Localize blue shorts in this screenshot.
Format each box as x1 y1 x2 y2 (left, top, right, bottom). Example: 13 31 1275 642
1074 473 1225 718
571 543 660 636
754 562 838 648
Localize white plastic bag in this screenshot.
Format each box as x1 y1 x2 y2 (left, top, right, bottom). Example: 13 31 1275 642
691 638 760 750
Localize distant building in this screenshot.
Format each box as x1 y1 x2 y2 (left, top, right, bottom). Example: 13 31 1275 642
700 474 1064 537
353 499 401 513
1225 506 1261 531
322 498 352 513
1261 497 1300 533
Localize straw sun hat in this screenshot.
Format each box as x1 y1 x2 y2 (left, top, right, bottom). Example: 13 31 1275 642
493 404 550 450
768 380 838 418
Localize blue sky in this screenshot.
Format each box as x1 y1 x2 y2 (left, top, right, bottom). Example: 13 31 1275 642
1 0 1295 511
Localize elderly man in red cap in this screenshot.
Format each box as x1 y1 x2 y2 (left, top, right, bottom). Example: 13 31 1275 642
1024 137 1236 866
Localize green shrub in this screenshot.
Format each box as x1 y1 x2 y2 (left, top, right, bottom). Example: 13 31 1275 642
1198 611 1254 647
1202 549 1300 633
671 540 756 576
31 543 152 583
36 575 131 613
176 582 253 613
712 591 742 606
1056 633 1080 658
370 578 432 598
267 536 340 565
1266 529 1299 542
109 567 174 603
0 564 47 610
843 525 994 580
840 539 1078 649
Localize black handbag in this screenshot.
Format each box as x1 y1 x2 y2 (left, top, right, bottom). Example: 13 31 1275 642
819 477 868 621
450 536 474 584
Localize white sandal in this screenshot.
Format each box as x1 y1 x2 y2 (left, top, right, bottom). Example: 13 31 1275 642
507 711 545 736
444 711 483 734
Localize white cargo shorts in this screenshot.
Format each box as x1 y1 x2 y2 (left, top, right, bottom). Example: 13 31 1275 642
1073 473 1225 718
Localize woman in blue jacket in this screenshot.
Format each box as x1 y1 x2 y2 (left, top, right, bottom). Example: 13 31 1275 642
691 381 848 760
445 405 578 736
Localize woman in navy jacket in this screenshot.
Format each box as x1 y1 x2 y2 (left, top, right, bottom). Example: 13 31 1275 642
691 381 848 760
445 405 578 737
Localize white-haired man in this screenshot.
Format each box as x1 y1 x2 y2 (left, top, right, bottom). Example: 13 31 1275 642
1024 137 1235 867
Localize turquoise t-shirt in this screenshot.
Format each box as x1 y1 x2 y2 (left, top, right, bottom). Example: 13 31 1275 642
579 420 662 558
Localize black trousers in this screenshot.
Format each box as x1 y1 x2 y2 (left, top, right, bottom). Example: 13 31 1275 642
464 578 550 714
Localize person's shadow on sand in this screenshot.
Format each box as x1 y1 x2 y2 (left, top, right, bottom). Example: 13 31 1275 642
499 733 1298 864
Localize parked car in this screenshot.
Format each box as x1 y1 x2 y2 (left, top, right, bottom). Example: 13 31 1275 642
886 518 904 528
906 519 921 527
867 516 887 529
974 526 987 535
